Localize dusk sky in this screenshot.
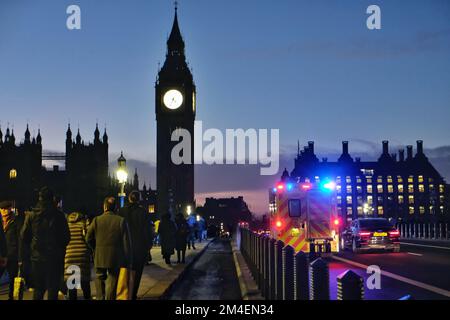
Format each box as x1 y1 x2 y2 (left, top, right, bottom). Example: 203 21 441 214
1 0 449 215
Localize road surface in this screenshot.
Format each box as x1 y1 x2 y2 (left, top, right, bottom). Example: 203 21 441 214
167 239 242 300
326 239 450 300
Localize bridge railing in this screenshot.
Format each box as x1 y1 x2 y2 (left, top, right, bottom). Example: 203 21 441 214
395 222 449 240
238 227 365 300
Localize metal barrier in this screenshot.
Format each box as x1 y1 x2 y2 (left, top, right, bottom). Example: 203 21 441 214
282 245 295 300
397 222 450 240
237 227 415 300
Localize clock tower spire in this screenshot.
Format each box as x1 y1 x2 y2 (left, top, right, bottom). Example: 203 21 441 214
155 6 196 218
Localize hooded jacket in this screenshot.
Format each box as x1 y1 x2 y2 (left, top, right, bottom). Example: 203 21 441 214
20 201 70 263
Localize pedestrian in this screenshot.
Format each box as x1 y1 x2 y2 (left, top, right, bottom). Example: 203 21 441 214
186 215 197 250
118 191 153 300
0 213 6 278
86 196 131 300
198 216 207 242
21 187 71 300
0 201 23 300
64 211 92 300
158 213 176 265
174 213 189 264
147 220 155 264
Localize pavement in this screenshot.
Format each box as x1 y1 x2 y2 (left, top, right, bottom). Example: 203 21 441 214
0 240 211 300
167 238 242 300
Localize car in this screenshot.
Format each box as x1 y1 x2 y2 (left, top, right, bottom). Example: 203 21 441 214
340 218 400 253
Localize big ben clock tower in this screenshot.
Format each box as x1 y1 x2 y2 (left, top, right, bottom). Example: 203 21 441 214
155 6 195 217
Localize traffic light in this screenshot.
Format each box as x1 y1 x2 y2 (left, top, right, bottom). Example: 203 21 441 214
275 220 282 228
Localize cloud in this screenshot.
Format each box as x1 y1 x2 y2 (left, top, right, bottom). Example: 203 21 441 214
225 28 450 61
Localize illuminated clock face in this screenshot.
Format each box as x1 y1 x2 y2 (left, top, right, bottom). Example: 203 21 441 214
163 89 183 110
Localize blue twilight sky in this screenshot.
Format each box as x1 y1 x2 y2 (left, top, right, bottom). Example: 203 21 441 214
0 0 449 214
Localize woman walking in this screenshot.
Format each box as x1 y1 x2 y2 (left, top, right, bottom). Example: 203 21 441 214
64 212 92 300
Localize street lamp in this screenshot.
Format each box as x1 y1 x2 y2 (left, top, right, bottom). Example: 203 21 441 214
116 152 128 208
9 169 17 212
186 205 192 216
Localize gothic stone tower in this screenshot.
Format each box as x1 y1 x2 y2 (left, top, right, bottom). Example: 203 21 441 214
155 7 195 217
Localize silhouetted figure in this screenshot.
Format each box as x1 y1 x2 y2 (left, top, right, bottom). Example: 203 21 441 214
64 211 91 300
158 214 176 265
86 197 131 300
0 201 23 300
175 213 189 264
186 215 197 250
21 187 70 300
118 191 153 299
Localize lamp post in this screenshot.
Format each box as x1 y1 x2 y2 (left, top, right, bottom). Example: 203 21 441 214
116 152 128 208
9 168 17 212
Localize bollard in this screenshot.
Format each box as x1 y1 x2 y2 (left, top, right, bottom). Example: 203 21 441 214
263 236 269 298
433 223 437 240
258 235 263 289
294 251 309 300
439 223 443 240
337 270 364 300
309 258 330 300
255 234 260 286
275 240 284 300
269 238 276 300
409 223 412 238
414 223 418 238
428 223 431 239
282 245 295 300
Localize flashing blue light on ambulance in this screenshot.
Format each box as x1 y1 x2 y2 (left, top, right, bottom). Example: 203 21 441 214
322 181 336 191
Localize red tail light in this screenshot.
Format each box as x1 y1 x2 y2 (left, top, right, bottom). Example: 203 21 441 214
389 230 400 237
359 231 371 237
333 218 340 226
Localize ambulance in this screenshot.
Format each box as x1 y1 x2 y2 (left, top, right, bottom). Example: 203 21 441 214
270 180 340 254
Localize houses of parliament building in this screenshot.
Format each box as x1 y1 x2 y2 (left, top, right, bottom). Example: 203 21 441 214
277 140 448 223
0 124 111 215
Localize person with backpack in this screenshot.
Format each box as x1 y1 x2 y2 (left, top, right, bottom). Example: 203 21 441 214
20 187 70 300
174 213 189 264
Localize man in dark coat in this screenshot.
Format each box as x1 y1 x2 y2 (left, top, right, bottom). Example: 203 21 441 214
21 187 71 300
86 196 131 300
0 201 23 300
158 214 176 265
118 190 153 300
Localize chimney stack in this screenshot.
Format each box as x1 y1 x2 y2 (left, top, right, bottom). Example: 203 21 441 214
406 145 413 160
308 141 314 154
416 140 423 155
382 140 389 154
399 149 405 162
342 141 349 154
